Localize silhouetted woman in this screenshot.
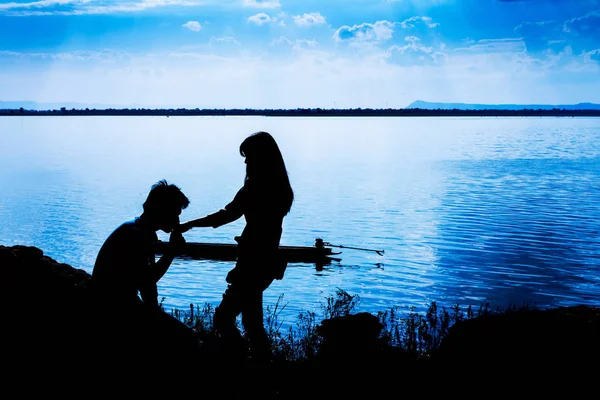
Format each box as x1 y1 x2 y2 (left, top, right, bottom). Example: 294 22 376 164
178 131 294 362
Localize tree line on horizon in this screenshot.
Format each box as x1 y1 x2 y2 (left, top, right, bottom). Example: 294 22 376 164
1 107 599 117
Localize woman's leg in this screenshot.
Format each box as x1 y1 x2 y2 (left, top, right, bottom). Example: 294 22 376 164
241 289 271 362
214 283 245 344
241 275 275 363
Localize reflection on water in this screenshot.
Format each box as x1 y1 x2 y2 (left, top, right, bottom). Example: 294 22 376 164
431 158 599 308
0 116 598 326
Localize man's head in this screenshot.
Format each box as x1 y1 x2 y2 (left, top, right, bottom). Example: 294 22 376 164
142 179 190 233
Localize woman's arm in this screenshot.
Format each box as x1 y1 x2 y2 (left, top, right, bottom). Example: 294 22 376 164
179 188 245 232
179 208 241 232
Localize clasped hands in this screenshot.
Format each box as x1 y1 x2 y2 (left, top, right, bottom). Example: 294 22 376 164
175 221 193 234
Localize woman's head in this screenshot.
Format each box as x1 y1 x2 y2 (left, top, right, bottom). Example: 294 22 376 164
240 131 283 177
240 131 294 214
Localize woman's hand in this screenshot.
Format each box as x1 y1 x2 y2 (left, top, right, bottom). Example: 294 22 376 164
176 222 193 233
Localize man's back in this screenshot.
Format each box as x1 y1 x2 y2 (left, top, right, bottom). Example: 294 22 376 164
91 218 157 304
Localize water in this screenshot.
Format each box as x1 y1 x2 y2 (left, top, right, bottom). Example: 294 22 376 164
1 116 599 327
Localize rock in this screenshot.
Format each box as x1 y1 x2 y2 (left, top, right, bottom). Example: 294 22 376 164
1 244 202 376
433 305 600 372
316 312 411 366
2 245 94 365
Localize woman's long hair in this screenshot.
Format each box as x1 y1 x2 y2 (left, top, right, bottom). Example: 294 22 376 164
240 131 294 215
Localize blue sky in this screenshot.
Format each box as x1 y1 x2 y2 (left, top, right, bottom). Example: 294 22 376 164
1 0 599 108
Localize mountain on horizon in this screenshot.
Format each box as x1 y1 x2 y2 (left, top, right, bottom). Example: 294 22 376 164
3 100 600 111
406 100 600 111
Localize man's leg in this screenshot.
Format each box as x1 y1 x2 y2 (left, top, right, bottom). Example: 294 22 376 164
151 309 202 357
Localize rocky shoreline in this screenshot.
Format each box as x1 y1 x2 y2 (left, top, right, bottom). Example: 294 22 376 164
2 244 598 388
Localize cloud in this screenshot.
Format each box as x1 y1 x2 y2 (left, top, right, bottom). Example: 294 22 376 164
513 10 600 55
207 36 242 57
209 36 241 46
385 36 446 66
514 20 562 52
3 43 600 109
563 9 600 34
0 0 89 10
80 0 202 14
454 38 527 53
270 36 318 51
270 36 293 46
2 0 203 16
586 49 600 63
266 36 320 60
243 0 280 8
182 21 202 32
0 49 131 62
334 21 395 44
389 36 433 55
248 12 275 25
271 36 317 47
399 16 439 29
293 12 326 27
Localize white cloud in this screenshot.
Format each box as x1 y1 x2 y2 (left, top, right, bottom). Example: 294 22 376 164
82 0 201 14
295 39 318 48
248 12 274 25
454 38 527 54
584 49 600 63
0 0 89 10
385 36 444 66
270 36 293 46
389 36 433 54
399 16 439 29
563 9 600 33
209 36 241 46
3 46 599 108
3 0 203 15
270 36 318 50
334 21 395 43
182 21 202 32
243 0 280 8
514 20 556 32
0 49 130 61
293 12 326 27
205 37 243 57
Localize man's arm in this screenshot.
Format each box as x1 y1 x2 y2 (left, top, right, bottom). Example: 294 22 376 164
133 235 159 308
139 283 159 308
150 231 183 282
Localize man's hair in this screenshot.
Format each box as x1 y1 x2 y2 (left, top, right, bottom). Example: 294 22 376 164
143 179 190 214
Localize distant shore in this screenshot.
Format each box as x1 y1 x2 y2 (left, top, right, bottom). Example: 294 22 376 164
1 108 600 117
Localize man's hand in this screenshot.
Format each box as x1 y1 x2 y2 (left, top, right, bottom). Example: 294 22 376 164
169 230 186 254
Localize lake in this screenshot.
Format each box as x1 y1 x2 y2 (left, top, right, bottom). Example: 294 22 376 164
1 116 599 327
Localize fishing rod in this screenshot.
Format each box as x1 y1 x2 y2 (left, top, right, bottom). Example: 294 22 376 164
315 238 385 256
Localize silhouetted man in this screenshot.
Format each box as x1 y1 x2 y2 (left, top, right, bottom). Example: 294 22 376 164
90 179 199 362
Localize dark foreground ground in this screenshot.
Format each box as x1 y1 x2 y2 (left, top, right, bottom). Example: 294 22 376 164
2 244 598 397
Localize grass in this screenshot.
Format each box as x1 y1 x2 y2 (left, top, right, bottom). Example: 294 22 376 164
163 288 507 363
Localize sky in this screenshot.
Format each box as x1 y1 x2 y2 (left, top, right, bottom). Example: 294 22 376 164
0 0 599 108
